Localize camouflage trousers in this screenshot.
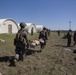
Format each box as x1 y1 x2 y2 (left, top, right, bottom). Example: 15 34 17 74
15 46 26 61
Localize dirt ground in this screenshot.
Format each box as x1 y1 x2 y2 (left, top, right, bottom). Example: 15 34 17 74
0 32 76 75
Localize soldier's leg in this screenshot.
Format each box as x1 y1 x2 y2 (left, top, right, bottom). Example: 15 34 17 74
42 40 46 48
21 47 26 61
39 43 42 52
39 42 45 52
67 39 71 47
15 47 20 61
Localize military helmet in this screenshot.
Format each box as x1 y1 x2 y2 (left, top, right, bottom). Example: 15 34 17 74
20 22 26 28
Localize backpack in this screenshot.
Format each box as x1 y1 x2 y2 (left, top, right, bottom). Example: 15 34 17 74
41 30 45 37
14 30 26 46
39 30 47 40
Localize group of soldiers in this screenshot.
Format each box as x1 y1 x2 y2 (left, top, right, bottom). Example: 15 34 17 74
8 22 76 67
11 22 50 66
9 22 76 67
58 29 76 47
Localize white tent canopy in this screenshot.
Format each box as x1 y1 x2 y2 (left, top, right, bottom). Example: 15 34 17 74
36 25 44 32
18 23 37 33
25 23 37 33
0 18 19 34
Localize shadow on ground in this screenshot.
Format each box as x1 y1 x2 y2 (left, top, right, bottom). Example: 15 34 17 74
0 48 41 63
26 48 41 55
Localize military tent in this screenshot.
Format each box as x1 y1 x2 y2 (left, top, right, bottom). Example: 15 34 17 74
36 25 44 32
0 18 19 34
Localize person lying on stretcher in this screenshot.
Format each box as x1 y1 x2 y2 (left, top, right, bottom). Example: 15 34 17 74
29 38 44 48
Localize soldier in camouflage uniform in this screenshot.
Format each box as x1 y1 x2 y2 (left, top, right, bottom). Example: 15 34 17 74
67 29 72 47
73 30 76 46
38 27 48 52
14 22 29 61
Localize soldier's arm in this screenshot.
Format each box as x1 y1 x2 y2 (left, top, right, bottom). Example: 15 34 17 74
23 31 29 48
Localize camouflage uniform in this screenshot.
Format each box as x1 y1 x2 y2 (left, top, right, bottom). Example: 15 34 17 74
14 22 29 61
39 27 48 50
73 31 76 46
67 30 72 47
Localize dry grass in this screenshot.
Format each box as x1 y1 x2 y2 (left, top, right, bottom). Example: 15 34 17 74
0 32 76 75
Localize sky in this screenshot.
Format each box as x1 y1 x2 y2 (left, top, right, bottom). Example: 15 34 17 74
0 0 76 30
